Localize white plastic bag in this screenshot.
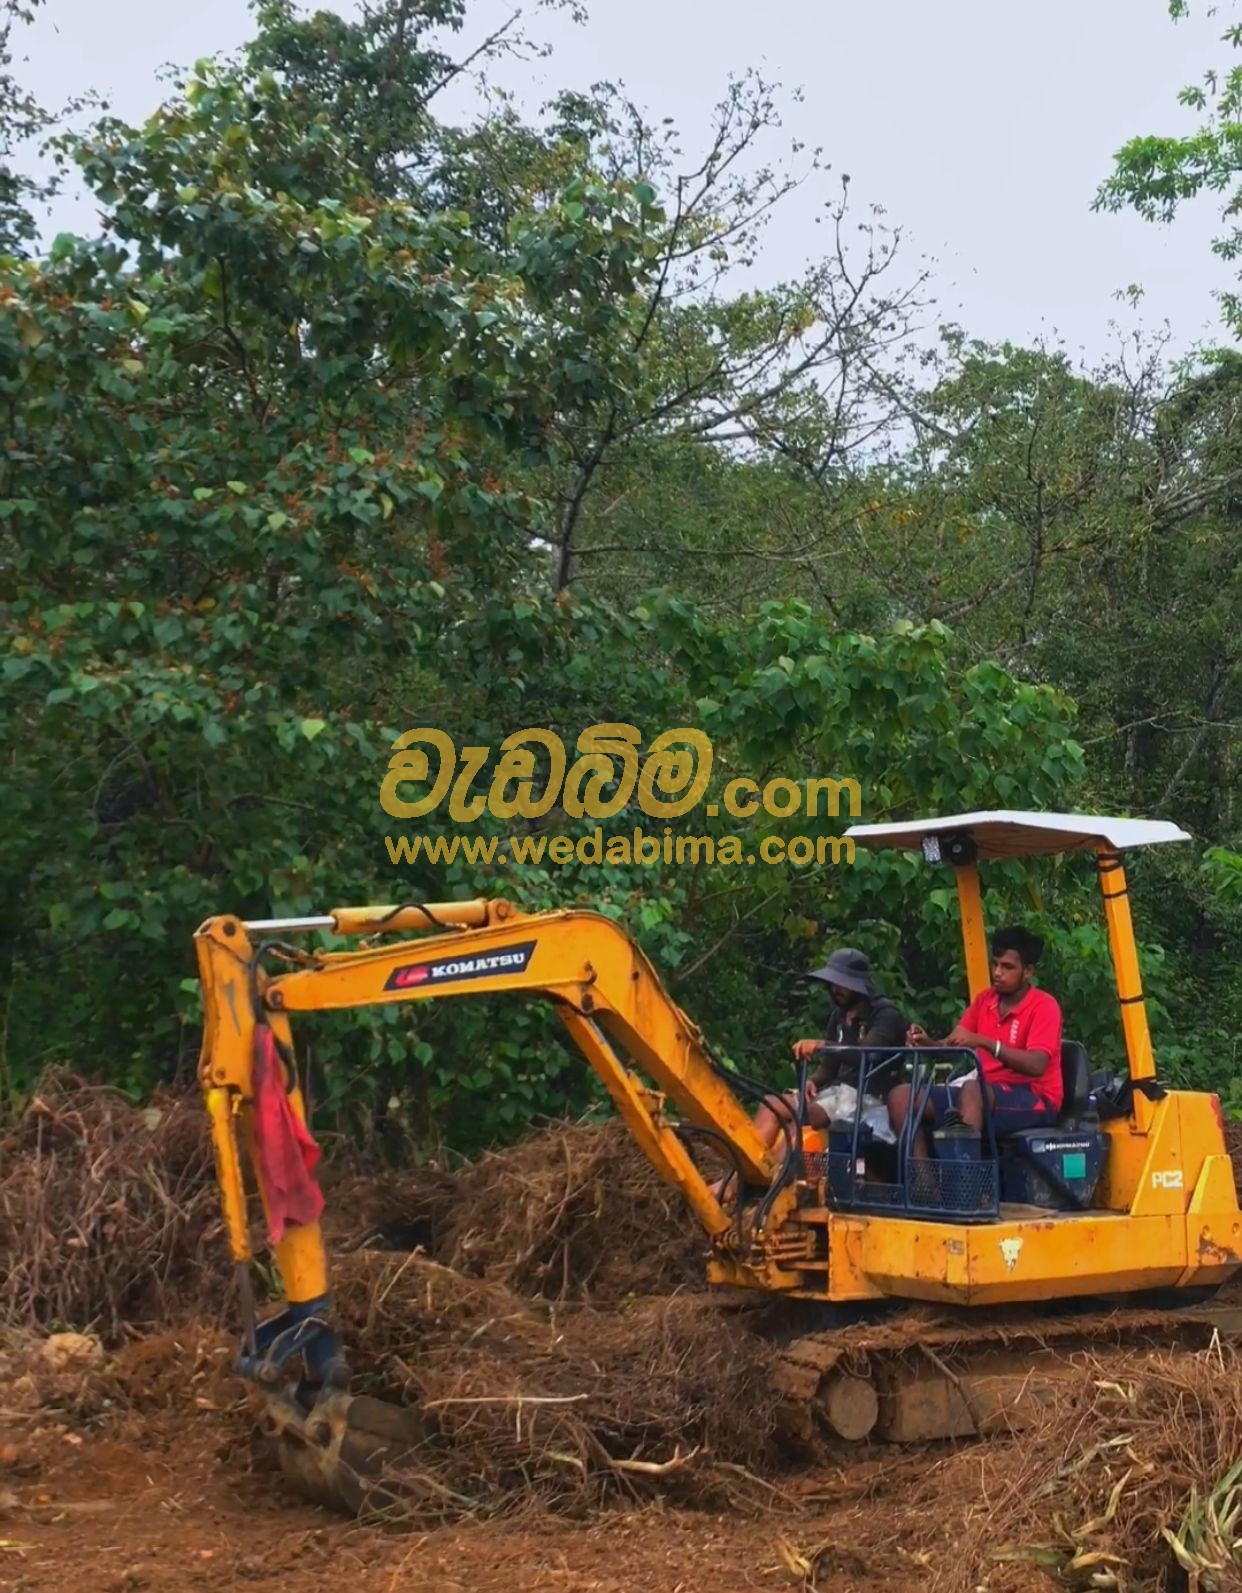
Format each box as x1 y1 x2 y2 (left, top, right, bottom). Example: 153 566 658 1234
861 1096 897 1145
813 1082 896 1146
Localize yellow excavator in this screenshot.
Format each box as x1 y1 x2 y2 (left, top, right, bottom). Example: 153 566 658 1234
195 809 1242 1507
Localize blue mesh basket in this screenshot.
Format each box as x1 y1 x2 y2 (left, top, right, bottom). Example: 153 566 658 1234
907 1157 997 1216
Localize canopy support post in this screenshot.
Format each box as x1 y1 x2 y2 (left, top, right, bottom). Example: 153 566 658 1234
954 861 990 999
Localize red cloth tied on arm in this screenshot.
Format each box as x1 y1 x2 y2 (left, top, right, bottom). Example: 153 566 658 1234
251 1024 325 1245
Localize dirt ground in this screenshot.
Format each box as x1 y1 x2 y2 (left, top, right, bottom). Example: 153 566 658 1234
0 1391 953 1593
0 1100 962 1593
21 1304 1219 1593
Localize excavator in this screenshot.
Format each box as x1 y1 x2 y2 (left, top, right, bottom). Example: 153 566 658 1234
194 808 1242 1511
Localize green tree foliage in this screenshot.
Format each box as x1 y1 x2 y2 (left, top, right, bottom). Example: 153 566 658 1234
0 1 52 253
638 603 1090 1059
241 0 929 590
0 36 674 1115
820 332 1242 1071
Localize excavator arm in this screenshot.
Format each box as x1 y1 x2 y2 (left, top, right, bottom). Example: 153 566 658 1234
195 896 782 1396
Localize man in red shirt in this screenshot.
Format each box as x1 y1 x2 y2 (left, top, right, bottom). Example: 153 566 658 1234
889 926 1063 1148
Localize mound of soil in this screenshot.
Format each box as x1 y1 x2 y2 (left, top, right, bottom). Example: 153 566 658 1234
0 1087 765 1515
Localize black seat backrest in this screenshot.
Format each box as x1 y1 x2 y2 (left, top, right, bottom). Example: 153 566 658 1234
1059 1039 1090 1125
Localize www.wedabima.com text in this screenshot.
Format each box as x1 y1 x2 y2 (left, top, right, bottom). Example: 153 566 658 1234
384 828 856 869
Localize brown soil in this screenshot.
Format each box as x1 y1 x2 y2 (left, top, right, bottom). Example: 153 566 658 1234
9 1339 1233 1593
0 1431 918 1593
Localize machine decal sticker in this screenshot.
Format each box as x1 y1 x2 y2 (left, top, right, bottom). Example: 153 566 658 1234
999 1238 1023 1271
384 940 537 992
1151 1169 1184 1190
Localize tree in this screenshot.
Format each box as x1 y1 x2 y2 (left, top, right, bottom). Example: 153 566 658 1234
1097 0 1242 334
3 0 1227 1141
240 1 930 591
0 1 54 253
891 334 1242 836
0 38 671 1112
774 327 1242 1067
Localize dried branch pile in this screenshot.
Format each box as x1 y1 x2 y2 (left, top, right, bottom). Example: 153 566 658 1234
434 1118 709 1300
0 1075 227 1340
10 1080 1242 1565
921 1348 1242 1592
316 1119 786 1514
330 1247 783 1516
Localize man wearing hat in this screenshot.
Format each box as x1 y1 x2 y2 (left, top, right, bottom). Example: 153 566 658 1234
748 947 908 1159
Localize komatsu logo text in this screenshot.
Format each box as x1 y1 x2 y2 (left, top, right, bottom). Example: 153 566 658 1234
384 941 536 992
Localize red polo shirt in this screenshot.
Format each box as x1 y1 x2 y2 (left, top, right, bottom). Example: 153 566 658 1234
960 986 1063 1110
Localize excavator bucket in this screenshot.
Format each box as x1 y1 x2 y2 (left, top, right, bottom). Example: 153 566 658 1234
260 1387 429 1519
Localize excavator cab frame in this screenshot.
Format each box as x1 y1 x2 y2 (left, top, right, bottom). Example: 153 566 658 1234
816 1042 1005 1221
814 809 1210 1227
845 808 1184 1113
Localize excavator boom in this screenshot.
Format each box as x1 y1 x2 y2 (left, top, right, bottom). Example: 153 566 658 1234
196 899 787 1319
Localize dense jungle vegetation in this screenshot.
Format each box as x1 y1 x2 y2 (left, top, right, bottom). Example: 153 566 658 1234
4 0 1242 1145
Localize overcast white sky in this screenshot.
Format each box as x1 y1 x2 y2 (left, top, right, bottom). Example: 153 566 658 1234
17 0 1231 360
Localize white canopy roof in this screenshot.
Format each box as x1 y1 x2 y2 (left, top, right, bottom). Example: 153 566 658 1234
844 810 1191 860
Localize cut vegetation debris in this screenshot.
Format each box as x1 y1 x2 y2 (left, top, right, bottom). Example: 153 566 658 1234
921 1348 1242 1591
330 1248 783 1515
0 1076 226 1340
420 1118 709 1301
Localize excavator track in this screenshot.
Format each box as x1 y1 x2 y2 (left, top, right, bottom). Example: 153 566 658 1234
256 1289 1242 1518
771 1290 1242 1445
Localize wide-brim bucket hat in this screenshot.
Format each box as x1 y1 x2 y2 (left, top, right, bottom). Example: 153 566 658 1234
803 947 876 997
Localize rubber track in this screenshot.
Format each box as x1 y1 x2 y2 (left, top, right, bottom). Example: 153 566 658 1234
771 1293 1242 1430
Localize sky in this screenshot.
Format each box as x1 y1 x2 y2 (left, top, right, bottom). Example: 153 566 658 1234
16 0 1231 362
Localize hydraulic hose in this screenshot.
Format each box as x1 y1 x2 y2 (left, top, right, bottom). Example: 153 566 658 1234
754 1057 808 1235
673 1123 748 1246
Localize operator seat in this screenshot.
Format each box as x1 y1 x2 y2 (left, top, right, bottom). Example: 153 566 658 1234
997 1037 1108 1210
1055 1039 1092 1129
988 1038 1090 1138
